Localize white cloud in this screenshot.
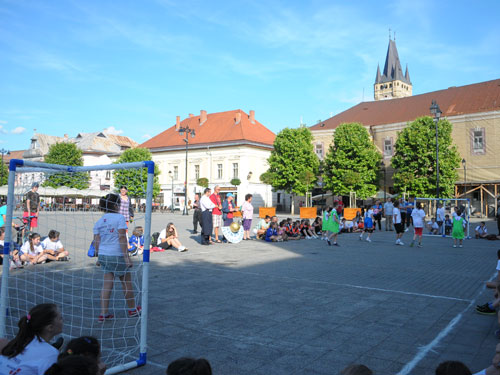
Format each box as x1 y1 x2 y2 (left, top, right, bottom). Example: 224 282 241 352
103 126 123 135
142 133 152 140
0 125 7 134
11 127 26 134
0 120 7 124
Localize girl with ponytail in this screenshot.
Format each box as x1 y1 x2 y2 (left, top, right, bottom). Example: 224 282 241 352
0 303 63 375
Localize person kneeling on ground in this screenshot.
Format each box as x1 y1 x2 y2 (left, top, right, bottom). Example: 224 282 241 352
476 222 489 239
42 230 69 261
158 223 187 252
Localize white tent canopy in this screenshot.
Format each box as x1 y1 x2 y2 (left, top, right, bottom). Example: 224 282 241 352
0 185 108 197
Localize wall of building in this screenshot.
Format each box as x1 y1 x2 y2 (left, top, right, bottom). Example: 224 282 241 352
374 79 412 100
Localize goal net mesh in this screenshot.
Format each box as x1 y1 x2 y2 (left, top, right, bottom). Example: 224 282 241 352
415 197 471 238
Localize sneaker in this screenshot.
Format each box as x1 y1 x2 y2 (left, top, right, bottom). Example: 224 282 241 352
477 303 490 309
399 241 405 246
327 239 331 246
476 305 496 315
359 235 363 241
417 244 423 248
333 242 340 247
366 238 371 243
459 245 463 248
97 314 114 323
58 256 69 261
395 240 400 245
128 306 142 318
453 245 457 248
405 228 409 232
409 242 414 247
178 246 187 252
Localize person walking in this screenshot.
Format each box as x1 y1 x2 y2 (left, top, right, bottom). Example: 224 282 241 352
393 200 404 245
209 185 223 243
200 188 215 245
410 202 426 248
24 182 40 230
241 194 254 240
192 194 202 234
384 198 394 231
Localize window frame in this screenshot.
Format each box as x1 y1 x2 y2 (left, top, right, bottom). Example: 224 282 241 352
471 128 486 155
217 164 223 179
383 137 393 157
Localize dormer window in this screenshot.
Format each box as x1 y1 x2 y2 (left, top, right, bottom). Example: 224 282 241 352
30 138 38 149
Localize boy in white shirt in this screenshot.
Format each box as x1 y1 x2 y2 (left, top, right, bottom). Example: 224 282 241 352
410 202 426 248
41 230 69 261
426 218 439 235
475 222 488 239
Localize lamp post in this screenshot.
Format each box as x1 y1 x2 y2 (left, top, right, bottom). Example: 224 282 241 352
178 125 196 215
462 158 466 196
430 100 442 198
381 160 387 201
0 148 10 185
168 170 174 211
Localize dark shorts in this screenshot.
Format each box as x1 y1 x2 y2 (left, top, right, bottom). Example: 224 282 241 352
243 219 252 231
98 254 129 277
395 223 404 234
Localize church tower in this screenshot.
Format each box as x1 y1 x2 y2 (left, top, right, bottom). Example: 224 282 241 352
374 37 412 100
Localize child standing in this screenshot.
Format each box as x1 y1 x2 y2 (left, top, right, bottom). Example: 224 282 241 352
327 203 340 246
360 205 374 242
410 202 426 248
393 200 405 245
452 207 465 248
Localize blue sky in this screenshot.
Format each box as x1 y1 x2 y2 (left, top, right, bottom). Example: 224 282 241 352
1 0 499 151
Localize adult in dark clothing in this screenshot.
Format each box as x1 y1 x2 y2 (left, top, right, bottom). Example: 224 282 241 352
192 194 202 234
200 188 215 245
24 182 40 230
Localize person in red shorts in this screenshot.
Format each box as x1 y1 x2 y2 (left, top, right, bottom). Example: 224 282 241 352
410 202 426 248
23 182 40 230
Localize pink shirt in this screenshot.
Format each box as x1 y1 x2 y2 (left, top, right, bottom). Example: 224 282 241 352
242 201 253 219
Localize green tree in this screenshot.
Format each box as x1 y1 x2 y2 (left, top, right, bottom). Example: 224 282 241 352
114 148 161 198
322 123 381 199
391 116 460 198
43 142 89 189
230 178 241 186
266 127 319 212
0 162 8 186
197 177 209 188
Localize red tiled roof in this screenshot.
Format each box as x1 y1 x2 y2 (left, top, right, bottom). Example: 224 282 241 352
310 79 500 130
140 109 275 149
2 150 25 164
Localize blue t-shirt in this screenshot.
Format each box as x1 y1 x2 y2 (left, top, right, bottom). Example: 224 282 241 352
0 205 6 227
265 227 277 242
128 235 144 252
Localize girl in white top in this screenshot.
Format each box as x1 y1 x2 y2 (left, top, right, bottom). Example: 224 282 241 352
20 233 47 265
0 303 63 375
93 193 140 323
410 202 426 248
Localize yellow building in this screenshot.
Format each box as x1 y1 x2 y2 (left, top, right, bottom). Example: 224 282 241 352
310 79 500 217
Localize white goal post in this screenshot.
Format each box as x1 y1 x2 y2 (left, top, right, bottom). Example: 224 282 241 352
415 197 471 239
0 159 155 374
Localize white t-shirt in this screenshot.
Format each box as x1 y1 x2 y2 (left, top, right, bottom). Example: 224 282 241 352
0 337 59 375
20 242 43 256
427 221 439 229
93 213 128 256
476 225 487 235
158 228 175 245
393 207 401 224
365 209 374 219
41 238 63 252
411 209 426 228
436 207 445 221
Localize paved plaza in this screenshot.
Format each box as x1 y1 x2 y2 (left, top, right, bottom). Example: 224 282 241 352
6 211 500 374
118 212 498 375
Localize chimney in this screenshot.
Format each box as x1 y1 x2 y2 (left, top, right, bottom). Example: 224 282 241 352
200 110 207 125
235 112 241 124
175 116 180 131
249 110 255 124
188 113 194 118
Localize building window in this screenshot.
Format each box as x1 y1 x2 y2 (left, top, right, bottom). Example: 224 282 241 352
194 165 200 180
277 193 281 204
217 164 223 179
315 143 324 159
105 171 111 180
472 128 486 154
232 163 238 179
174 166 178 180
384 138 393 156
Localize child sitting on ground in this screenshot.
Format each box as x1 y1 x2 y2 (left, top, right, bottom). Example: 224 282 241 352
20 233 47 265
41 230 69 261
128 226 145 256
277 220 289 241
475 221 488 239
300 219 317 239
313 217 322 237
265 222 283 242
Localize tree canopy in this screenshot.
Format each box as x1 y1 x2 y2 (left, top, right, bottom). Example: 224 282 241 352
0 162 8 186
322 123 381 199
266 127 319 196
391 116 460 198
43 142 89 189
113 148 161 198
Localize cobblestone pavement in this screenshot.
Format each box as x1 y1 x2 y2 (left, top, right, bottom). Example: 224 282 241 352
21 211 500 374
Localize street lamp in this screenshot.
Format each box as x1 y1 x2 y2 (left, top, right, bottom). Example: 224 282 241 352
168 170 174 211
0 148 10 185
380 160 387 201
178 125 196 215
430 100 442 198
462 158 466 195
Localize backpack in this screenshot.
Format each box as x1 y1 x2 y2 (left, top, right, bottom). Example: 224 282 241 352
151 232 160 247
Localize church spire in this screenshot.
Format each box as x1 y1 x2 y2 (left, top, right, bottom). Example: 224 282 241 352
375 64 382 83
405 64 411 83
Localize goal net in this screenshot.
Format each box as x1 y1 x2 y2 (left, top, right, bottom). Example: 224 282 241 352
415 197 471 239
0 159 154 374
